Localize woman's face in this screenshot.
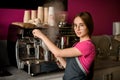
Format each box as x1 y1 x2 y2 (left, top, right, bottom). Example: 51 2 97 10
73 16 89 38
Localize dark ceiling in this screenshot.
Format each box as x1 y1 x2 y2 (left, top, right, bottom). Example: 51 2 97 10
0 0 67 10
0 0 45 9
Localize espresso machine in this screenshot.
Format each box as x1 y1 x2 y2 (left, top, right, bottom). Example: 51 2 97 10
7 24 60 76
57 26 79 49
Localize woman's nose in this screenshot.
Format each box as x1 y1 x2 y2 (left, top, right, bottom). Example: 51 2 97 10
76 26 80 31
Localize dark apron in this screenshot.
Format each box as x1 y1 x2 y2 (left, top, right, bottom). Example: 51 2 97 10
63 57 87 80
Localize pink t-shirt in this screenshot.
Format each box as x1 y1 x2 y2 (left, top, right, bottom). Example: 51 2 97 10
74 40 96 74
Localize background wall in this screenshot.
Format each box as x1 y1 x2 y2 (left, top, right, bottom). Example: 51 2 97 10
0 0 120 40
68 0 120 35
0 9 24 40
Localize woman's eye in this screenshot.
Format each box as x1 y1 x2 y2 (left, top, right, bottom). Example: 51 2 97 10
73 24 77 27
79 23 84 27
80 24 83 26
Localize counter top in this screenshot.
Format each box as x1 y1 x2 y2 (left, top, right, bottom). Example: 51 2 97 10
94 58 120 70
28 71 64 80
5 58 120 80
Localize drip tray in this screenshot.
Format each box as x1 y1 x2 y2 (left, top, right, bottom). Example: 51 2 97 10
23 61 60 76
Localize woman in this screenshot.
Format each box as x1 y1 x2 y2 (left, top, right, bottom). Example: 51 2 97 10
32 11 96 80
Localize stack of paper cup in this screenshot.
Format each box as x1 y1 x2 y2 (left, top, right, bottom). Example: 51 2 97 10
31 10 37 20
44 7 48 24
113 22 120 35
23 10 31 23
48 6 55 26
37 6 43 23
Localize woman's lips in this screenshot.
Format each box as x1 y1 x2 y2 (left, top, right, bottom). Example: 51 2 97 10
76 32 81 35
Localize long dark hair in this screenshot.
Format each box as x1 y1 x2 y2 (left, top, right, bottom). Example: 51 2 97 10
73 12 94 37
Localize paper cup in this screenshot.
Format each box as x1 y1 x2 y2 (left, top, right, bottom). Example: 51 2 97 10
31 10 37 20
37 6 43 23
44 7 48 24
23 10 31 23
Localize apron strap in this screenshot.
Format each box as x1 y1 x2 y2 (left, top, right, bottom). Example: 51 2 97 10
75 57 87 76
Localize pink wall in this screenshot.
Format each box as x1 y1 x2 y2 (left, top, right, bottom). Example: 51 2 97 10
68 0 120 35
0 0 120 40
0 9 24 40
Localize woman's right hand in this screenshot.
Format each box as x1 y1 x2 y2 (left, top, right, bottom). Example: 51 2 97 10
32 29 44 39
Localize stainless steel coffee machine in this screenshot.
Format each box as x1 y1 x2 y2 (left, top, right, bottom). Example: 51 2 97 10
57 27 79 49
7 24 60 76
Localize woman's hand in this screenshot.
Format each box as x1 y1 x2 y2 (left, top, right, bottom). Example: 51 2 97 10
55 57 66 68
55 59 64 69
32 29 43 39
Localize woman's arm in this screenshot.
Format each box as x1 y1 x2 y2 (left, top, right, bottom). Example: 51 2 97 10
32 29 82 57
